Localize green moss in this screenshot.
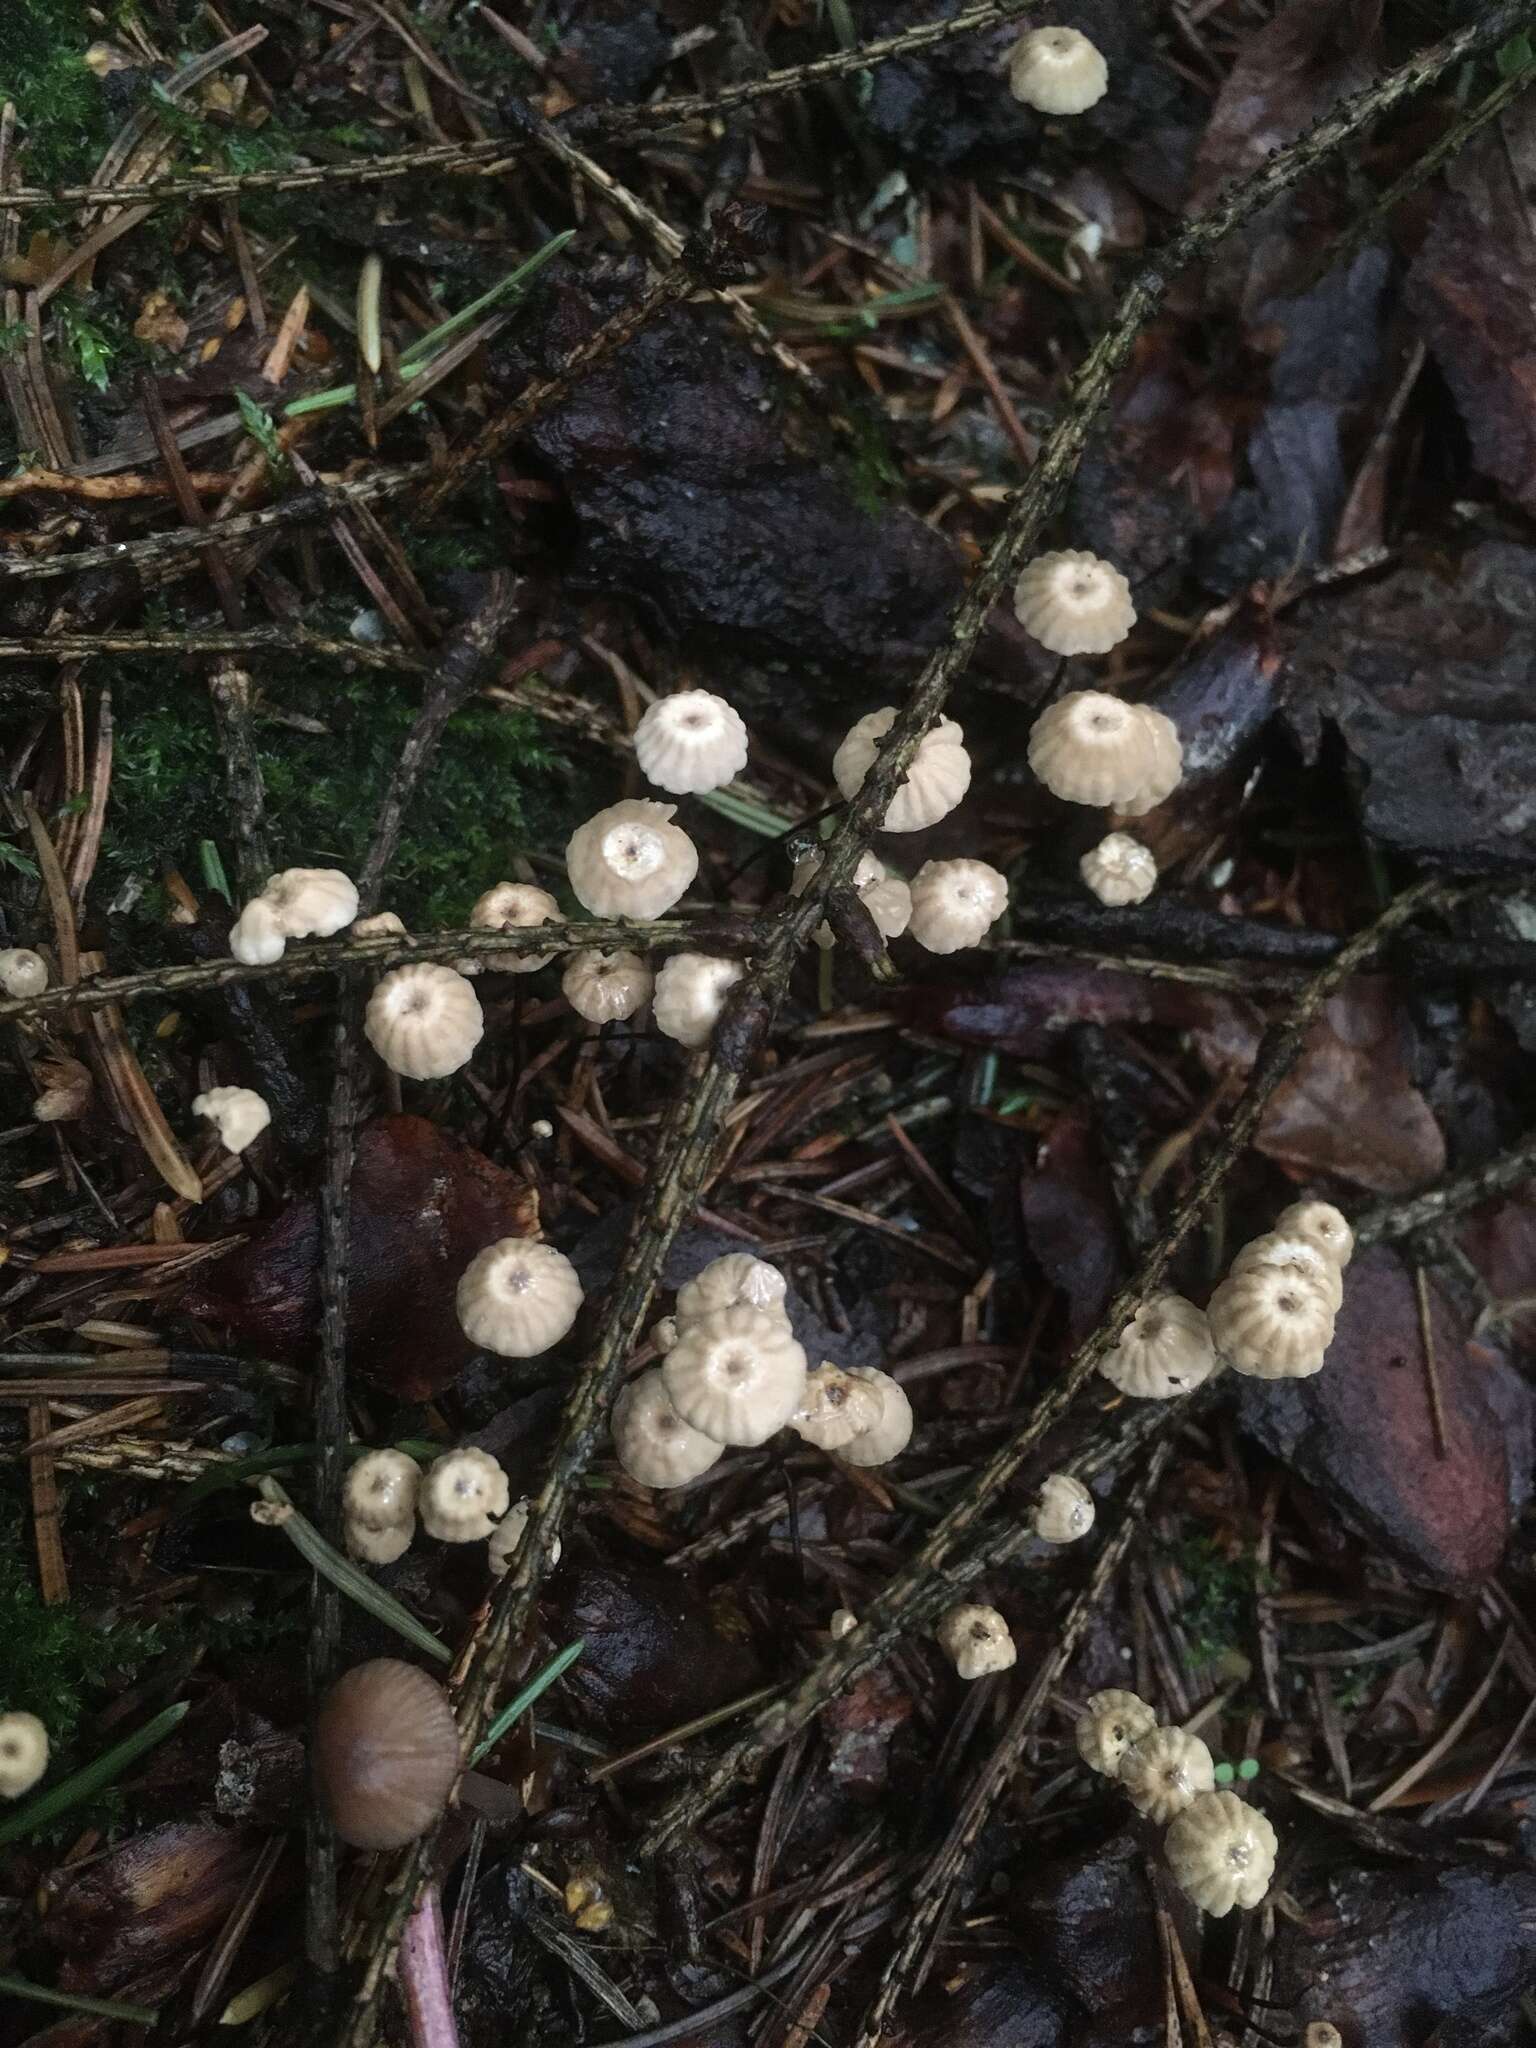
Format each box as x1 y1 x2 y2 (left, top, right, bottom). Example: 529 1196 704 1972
1169 1535 1269 1671
8 0 113 187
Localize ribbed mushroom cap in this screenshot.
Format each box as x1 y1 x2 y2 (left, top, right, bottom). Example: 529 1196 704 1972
1115 708 1183 816
260 867 359 939
1075 1689 1157 1777
562 948 653 1024
1230 1233 1343 1313
1119 1724 1215 1822
661 1303 808 1446
936 1603 1017 1680
837 1366 914 1467
419 1446 510 1543
1007 25 1109 114
364 963 483 1080
0 1711 49 1799
675 1253 787 1324
1027 692 1166 810
652 952 744 1050
1273 1200 1354 1269
611 1368 724 1488
468 884 561 974
1165 1790 1278 1916
908 858 1008 954
344 1449 420 1532
1099 1294 1216 1400
344 1518 413 1565
456 1239 584 1358
1080 832 1157 906
1208 1264 1335 1378
314 1659 460 1850
1033 1471 1095 1543
565 800 698 920
635 690 749 794
1013 549 1133 653
789 1362 885 1450
831 707 972 832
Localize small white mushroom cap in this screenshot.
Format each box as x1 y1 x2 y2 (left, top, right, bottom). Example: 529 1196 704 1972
662 1302 808 1447
352 910 406 940
487 1498 560 1576
1116 708 1183 816
1014 549 1133 653
652 952 744 1050
792 849 913 948
1303 2027 1344 2048
1033 1471 1095 1543
1080 832 1157 907
1075 1688 1157 1778
829 1607 858 1639
1119 1724 1215 1823
1165 1789 1278 1916
937 1603 1017 1681
908 858 1008 954
0 1712 50 1799
651 1315 680 1354
343 1448 421 1532
0 948 48 998
1208 1264 1335 1378
1028 692 1173 810
419 1446 510 1543
1099 1294 1217 1401
565 799 698 920
837 1366 914 1467
259 867 359 939
562 948 653 1024
831 707 972 833
192 1085 271 1155
456 1239 584 1357
634 689 749 794
364 962 483 1079
1007 25 1109 114
1273 1201 1354 1269
345 1518 413 1565
612 1368 724 1488
675 1253 788 1324
789 1361 885 1450
469 884 562 974
230 897 286 966
1230 1233 1344 1313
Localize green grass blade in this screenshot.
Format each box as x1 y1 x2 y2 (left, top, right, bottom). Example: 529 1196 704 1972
0 1700 189 1849
258 1479 449 1664
0 1975 158 2025
472 1639 585 1763
696 785 796 837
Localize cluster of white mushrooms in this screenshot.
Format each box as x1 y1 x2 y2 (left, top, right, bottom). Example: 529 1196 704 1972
1076 1688 1278 1917
0 1711 49 1801
342 1443 550 1577
230 866 360 966
611 1253 912 1490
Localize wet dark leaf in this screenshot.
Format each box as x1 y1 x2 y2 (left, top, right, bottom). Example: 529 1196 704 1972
44 1820 259 1995
1019 1109 1124 1342
881 1956 1068 2048
1009 1829 1193 2028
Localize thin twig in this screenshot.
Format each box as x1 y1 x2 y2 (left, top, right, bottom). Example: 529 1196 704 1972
1354 1132 1536 1245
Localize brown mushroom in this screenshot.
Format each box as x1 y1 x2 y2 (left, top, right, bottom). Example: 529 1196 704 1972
313 1659 460 1849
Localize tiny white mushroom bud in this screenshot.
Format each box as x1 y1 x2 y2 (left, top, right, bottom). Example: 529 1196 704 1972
1304 2027 1344 2048
456 1239 584 1358
565 799 698 920
1116 708 1183 816
1007 26 1109 114
837 1366 914 1467
419 1446 510 1543
352 910 406 940
469 883 561 974
344 1449 421 1532
192 1085 271 1155
1080 832 1157 907
662 1302 808 1446
259 867 359 938
790 1361 885 1450
487 1498 561 1576
1099 1294 1217 1401
1273 1201 1354 1270
651 1315 679 1354
1033 1471 1094 1544
1230 1233 1344 1313
1119 1724 1215 1823
1207 1264 1335 1380
908 858 1008 954
937 1603 1017 1681
1028 692 1174 811
635 689 749 794
230 896 286 966
1165 1789 1278 1916
0 1711 50 1799
675 1253 788 1324
1014 550 1133 653
1075 1689 1157 1778
364 963 483 1079
832 708 972 833
0 948 48 998
562 948 653 1024
345 1518 414 1565
652 952 744 1050
829 1608 858 1639
611 1369 724 1488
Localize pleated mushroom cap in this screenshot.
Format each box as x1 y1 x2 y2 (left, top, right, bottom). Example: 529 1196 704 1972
565 800 698 920
1099 1294 1216 1400
1028 692 1166 810
1013 550 1133 653
831 708 972 832
314 1659 459 1850
611 1369 724 1488
364 963 483 1080
1165 1790 1278 1916
635 690 749 794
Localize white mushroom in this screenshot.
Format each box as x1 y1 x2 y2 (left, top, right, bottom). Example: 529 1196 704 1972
792 849 912 947
1007 25 1109 114
343 1448 420 1532
456 1239 584 1357
831 708 972 833
1033 1471 1095 1543
937 1603 1017 1681
611 1368 724 1488
1119 1724 1215 1822
661 1302 808 1446
468 883 561 975
1099 1294 1216 1401
789 1361 885 1450
1116 707 1183 816
192 1085 271 1155
364 963 483 1080
908 858 1008 954
829 1608 858 1639
0 948 48 998
837 1366 914 1467
565 800 698 920
1207 1263 1335 1379
1075 1688 1157 1778
1080 832 1157 907
652 952 744 1050
419 1446 510 1543
345 1518 413 1565
230 897 286 966
1273 1201 1354 1270
1164 1790 1278 1916
634 689 749 794
1013 549 1133 653
562 948 653 1024
1028 692 1175 810
487 1498 561 1576
1230 1232 1344 1313
259 867 358 938
352 910 406 940
675 1253 788 1324
1303 2027 1344 2048
651 1315 680 1354
0 1712 49 1799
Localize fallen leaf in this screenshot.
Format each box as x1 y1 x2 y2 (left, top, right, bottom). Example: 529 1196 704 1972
1020 1109 1125 1342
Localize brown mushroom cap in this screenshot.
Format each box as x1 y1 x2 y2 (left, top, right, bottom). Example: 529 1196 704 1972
314 1659 460 1849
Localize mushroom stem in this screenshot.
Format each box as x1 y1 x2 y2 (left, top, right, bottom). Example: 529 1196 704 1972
400 1884 461 2048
